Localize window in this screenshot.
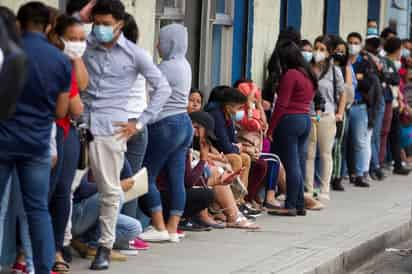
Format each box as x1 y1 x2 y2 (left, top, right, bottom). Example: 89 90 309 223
323 0 341 35
199 0 234 94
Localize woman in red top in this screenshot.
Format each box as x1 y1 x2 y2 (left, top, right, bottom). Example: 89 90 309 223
266 40 318 216
48 15 89 272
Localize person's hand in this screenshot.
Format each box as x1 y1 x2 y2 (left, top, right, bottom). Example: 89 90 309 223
121 178 134 192
113 121 138 140
79 0 97 23
335 113 343 122
199 137 210 161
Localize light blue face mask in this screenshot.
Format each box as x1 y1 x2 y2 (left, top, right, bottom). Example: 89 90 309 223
367 27 379 36
232 110 245 122
302 51 313 63
93 25 115 43
402 48 411 58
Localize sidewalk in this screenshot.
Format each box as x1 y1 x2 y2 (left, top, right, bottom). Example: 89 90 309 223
72 175 412 274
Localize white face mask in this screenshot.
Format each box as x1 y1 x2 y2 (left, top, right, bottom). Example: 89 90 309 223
62 39 87 59
313 51 326 63
349 44 362 56
394 60 402 70
379 48 386 57
83 23 93 37
0 48 4 71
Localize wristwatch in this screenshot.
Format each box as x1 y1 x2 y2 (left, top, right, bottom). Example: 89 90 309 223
135 121 144 132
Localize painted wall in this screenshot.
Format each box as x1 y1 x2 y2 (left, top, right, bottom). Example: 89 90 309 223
0 0 59 11
340 0 368 39
301 0 324 43
250 0 280 87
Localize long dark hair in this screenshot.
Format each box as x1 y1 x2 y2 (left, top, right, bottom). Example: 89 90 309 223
276 40 318 90
313 35 334 80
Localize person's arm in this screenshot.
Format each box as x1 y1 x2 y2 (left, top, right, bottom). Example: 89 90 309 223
335 67 346 121
135 48 172 127
56 91 70 119
69 94 84 118
268 70 296 136
73 58 89 91
210 110 240 154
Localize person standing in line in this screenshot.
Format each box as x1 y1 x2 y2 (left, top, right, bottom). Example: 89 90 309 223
266 40 317 217
78 0 171 270
380 37 411 175
305 35 346 203
139 23 194 243
346 32 372 187
0 2 72 274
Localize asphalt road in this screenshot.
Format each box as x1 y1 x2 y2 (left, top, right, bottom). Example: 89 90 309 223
353 238 412 274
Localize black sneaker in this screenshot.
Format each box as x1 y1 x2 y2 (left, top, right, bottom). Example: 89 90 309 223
178 219 212 232
62 245 73 263
393 166 411 175
354 176 370 188
238 204 262 217
90 246 110 271
331 178 345 191
375 168 386 180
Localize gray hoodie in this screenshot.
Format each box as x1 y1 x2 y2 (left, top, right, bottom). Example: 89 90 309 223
154 23 192 123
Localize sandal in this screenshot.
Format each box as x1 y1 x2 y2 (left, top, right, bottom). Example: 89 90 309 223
53 261 70 274
227 213 260 230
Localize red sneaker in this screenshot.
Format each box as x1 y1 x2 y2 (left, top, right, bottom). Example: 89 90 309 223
11 262 27 274
177 229 185 239
131 238 150 250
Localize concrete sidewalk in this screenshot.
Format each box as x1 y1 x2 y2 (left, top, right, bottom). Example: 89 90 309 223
72 175 412 274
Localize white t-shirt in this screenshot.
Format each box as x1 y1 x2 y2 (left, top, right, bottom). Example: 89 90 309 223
50 123 57 158
127 74 148 119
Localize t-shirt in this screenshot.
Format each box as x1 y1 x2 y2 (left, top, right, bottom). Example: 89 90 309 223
56 69 79 136
311 65 344 115
0 32 72 157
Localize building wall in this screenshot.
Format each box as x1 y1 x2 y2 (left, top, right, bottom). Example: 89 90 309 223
340 0 368 39
0 0 59 11
250 0 280 87
301 0 324 43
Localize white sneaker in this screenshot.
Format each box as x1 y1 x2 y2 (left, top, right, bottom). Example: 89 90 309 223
139 227 170 242
118 246 139 256
318 193 330 203
169 233 180 243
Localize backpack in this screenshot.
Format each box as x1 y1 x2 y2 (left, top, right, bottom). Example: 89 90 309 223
0 19 27 121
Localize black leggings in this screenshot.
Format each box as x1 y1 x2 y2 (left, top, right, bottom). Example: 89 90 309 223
389 108 403 168
140 188 214 220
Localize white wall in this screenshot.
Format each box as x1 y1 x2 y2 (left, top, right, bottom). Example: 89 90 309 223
340 0 368 39
251 0 280 87
0 0 59 11
301 0 324 43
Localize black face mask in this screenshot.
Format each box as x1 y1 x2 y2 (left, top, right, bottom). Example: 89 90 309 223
332 53 348 66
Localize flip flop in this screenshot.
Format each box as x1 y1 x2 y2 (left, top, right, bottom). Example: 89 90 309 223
226 213 260 230
52 261 70 274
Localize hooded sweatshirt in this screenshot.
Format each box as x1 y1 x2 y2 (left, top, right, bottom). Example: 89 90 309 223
154 23 192 123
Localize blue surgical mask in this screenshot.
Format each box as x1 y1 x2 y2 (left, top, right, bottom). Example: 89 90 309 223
394 60 402 71
402 48 410 58
93 25 115 43
232 110 245 122
302 51 313 63
367 27 379 36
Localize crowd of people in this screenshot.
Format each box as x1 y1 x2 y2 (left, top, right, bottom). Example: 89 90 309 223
0 0 412 274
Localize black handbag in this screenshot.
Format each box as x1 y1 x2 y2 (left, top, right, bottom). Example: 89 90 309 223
76 121 94 170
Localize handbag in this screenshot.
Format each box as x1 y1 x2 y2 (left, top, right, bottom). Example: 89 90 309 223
237 130 263 161
77 121 94 170
124 167 149 203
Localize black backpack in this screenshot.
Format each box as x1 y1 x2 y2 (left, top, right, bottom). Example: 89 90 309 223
0 18 27 121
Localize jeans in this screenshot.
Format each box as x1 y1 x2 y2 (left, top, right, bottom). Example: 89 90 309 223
123 126 149 224
141 113 193 217
49 126 80 251
370 98 385 172
0 173 15 268
271 114 311 210
341 109 351 177
348 104 370 176
72 192 142 249
0 152 53 274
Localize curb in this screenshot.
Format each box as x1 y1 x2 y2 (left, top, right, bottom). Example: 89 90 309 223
304 221 412 274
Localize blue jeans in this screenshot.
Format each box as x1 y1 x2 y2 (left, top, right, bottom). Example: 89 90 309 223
141 113 193 216
123 126 149 225
0 173 15 268
370 98 385 172
271 114 311 210
348 104 370 176
72 192 141 248
49 126 80 251
0 152 53 274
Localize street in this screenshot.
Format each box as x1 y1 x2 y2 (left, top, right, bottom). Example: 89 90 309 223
70 175 412 274
353 238 412 274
